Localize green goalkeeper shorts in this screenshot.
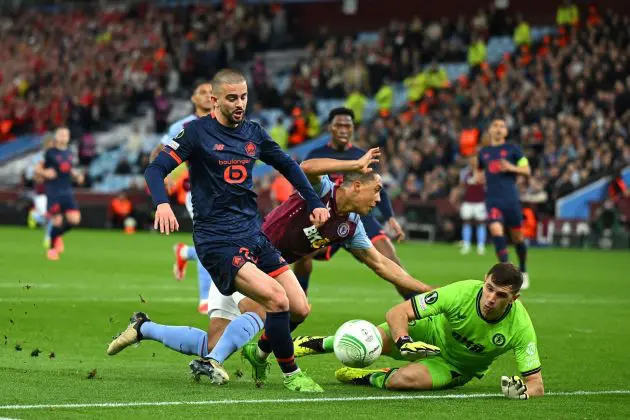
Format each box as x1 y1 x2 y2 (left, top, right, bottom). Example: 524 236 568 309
378 320 474 390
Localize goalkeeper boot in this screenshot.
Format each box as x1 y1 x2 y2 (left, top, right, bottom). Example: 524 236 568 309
293 336 328 357
335 367 389 386
106 312 150 355
189 358 230 385
241 342 270 384
283 371 324 393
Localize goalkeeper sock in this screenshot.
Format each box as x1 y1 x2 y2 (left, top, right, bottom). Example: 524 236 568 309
139 322 208 357
206 312 263 363
492 235 509 262
323 336 335 352
196 259 212 301
515 241 528 272
369 368 399 389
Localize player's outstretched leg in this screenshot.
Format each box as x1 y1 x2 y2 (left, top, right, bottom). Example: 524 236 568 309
235 263 322 392
107 312 209 358
190 312 264 385
336 363 433 391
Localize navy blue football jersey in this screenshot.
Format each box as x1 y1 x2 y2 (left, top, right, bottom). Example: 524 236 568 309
158 116 323 243
478 143 525 206
43 147 74 196
305 143 394 219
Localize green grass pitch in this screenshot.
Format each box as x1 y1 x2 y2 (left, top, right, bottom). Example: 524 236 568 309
0 226 629 419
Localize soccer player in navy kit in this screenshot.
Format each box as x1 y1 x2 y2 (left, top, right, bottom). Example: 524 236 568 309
294 108 413 298
143 69 329 392
34 127 84 261
477 119 531 289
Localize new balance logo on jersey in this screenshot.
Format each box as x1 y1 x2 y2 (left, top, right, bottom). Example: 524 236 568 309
303 225 331 249
214 144 225 151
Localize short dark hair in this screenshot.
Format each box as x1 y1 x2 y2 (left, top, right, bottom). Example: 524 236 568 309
211 69 246 93
486 263 522 292
340 171 378 187
328 107 355 124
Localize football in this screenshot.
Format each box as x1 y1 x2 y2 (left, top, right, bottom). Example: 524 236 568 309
333 320 383 367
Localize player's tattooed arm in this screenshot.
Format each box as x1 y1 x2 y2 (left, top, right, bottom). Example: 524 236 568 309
300 148 380 183
350 247 432 293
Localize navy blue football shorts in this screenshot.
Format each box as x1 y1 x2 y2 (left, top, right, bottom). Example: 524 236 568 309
195 232 289 295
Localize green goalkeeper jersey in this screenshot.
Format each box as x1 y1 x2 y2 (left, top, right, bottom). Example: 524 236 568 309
410 280 541 378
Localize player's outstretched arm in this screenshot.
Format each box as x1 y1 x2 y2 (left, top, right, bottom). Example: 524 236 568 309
350 247 432 294
145 153 181 235
524 372 544 397
385 300 416 345
501 372 544 399
300 148 380 183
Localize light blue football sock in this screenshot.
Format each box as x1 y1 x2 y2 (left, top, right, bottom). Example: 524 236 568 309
477 224 487 247
139 321 208 357
186 246 198 261
462 223 472 246
206 312 263 363
197 259 212 302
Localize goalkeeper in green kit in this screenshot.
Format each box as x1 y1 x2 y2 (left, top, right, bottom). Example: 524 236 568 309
294 263 544 399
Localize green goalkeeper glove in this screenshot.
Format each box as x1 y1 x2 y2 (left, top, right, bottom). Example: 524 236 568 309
501 375 529 400
395 336 441 360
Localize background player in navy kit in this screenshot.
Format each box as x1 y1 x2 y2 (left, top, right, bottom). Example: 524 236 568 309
144 69 329 392
294 108 414 298
477 119 531 289
34 127 84 261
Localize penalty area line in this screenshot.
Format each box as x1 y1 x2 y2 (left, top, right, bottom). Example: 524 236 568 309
0 390 629 410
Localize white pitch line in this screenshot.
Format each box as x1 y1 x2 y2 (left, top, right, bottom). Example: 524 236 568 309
0 390 628 410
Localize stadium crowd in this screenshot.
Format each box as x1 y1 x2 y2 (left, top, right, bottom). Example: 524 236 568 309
0 2 288 141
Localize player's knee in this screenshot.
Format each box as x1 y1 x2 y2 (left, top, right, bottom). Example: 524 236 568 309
265 285 289 312
291 300 311 321
385 368 427 390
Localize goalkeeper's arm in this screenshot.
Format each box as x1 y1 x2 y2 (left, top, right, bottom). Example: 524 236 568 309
385 301 417 346
524 372 544 397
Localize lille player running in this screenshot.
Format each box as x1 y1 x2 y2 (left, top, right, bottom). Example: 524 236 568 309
143 69 329 393
296 263 545 399
294 107 415 299
34 127 84 261
150 81 215 314
478 119 531 289
107 150 433 385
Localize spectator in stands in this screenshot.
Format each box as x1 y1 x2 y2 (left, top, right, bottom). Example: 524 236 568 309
557 0 579 28
108 191 136 233
513 14 531 47
152 88 171 133
270 117 289 149
608 168 629 202
344 88 368 124
467 36 487 75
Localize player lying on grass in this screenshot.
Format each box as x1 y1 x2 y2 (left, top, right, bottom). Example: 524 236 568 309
107 149 433 386
294 262 544 399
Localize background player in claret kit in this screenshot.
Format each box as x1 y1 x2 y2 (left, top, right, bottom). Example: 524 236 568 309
460 156 487 255
142 68 330 393
107 149 433 385
298 263 545 400
478 119 531 289
34 127 84 261
149 81 216 314
294 107 416 299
